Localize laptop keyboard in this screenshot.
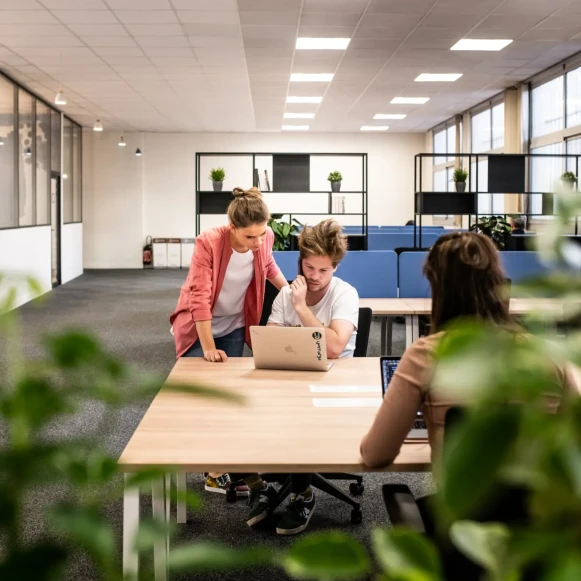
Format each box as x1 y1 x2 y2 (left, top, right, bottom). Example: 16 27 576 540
413 418 426 430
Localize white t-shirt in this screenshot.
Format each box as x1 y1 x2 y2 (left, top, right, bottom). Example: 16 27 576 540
212 249 255 338
267 277 359 358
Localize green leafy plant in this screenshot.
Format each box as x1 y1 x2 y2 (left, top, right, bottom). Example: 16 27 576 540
469 215 511 249
452 167 468 183
327 171 342 183
268 215 302 251
209 167 225 182
561 171 577 184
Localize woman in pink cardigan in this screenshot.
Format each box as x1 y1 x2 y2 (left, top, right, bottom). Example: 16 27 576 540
170 186 287 495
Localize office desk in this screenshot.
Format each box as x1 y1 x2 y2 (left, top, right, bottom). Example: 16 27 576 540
359 298 416 352
401 298 566 342
119 358 431 580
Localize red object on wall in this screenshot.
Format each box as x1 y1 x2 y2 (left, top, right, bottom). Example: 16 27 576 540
143 236 152 268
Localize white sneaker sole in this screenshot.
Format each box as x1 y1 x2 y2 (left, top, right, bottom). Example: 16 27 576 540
204 485 249 497
276 501 316 535
247 509 268 527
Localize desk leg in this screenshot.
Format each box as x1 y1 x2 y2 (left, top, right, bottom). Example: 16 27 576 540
152 475 169 581
123 474 140 578
405 315 413 348
177 472 186 524
412 315 419 342
380 317 387 355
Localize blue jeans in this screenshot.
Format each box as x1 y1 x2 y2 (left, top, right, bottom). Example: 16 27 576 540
182 327 245 358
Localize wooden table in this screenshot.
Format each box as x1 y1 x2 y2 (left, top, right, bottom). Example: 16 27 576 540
119 358 432 580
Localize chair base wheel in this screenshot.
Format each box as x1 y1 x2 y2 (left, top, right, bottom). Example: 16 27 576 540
349 483 364 496
351 508 363 525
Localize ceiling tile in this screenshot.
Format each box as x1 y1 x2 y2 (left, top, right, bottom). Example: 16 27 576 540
298 26 356 37
115 10 178 24
238 0 301 12
41 0 107 7
92 47 145 57
0 10 58 23
185 23 242 37
171 0 238 8
136 36 189 47
51 10 117 23
493 0 570 14
83 36 138 47
67 24 128 36
125 24 184 36
367 0 436 14
141 47 195 58
303 0 368 12
0 23 71 36
242 25 296 39
2 36 84 47
106 0 172 8
300 12 362 26
177 11 240 24
189 36 243 48
521 28 581 41
0 0 44 7
430 0 505 14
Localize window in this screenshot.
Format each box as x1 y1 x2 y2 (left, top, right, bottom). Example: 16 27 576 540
36 101 50 226
530 142 564 215
433 169 446 191
0 76 16 229
532 77 564 138
566 136 581 173
18 90 34 227
446 125 455 161
51 109 60 173
566 66 581 129
63 118 73 223
492 103 505 149
433 124 457 164
73 124 82 222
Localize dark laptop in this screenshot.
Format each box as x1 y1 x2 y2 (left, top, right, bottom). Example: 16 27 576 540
380 357 428 440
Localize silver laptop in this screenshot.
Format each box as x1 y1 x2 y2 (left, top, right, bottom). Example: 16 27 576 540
250 326 333 372
381 357 428 441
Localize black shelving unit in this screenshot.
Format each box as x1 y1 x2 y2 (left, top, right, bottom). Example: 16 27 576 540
195 152 368 249
413 152 581 248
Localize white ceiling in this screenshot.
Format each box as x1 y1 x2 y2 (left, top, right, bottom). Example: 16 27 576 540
2 0 581 133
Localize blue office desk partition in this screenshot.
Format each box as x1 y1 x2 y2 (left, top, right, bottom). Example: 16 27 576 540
500 252 551 289
273 250 398 298
368 232 442 251
398 252 431 298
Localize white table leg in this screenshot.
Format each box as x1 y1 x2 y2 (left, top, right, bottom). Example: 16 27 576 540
176 472 187 524
152 475 169 581
380 317 387 355
412 315 420 342
405 315 413 348
123 473 140 578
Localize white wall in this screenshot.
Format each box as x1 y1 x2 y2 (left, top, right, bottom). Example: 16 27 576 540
0 226 51 309
83 131 424 268
61 223 83 284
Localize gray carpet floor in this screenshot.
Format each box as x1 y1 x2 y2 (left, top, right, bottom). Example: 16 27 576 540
8 269 434 580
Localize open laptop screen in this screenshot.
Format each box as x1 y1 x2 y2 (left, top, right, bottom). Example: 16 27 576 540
380 357 401 397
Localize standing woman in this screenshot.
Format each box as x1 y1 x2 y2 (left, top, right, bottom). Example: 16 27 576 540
170 186 287 494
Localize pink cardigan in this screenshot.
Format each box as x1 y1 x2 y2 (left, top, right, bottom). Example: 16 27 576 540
170 225 282 358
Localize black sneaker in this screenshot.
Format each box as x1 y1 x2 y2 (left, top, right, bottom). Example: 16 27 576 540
276 492 316 535
246 484 278 527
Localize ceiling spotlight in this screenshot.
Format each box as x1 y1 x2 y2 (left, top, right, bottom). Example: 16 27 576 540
360 126 389 131
415 73 463 82
282 125 309 131
390 97 430 105
135 148 142 156
284 113 315 119
25 146 32 156
93 119 103 132
118 136 126 147
451 39 513 51
290 73 334 82
286 96 323 104
296 38 350 50
373 114 407 120
55 89 66 105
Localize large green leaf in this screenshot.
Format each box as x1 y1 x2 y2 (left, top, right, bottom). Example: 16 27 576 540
372 528 442 581
43 331 102 368
169 543 274 571
449 521 510 576
0 544 68 581
439 405 521 521
133 517 176 552
282 531 370 580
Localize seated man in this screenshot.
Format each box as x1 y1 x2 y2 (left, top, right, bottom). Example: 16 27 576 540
242 219 360 535
510 216 526 235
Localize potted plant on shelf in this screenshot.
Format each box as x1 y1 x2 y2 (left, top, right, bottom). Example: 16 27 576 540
268 215 302 251
560 171 577 190
328 171 343 193
452 167 468 192
469 215 511 250
209 167 226 192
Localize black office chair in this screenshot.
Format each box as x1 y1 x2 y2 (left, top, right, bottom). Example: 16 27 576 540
382 407 531 580
229 306 373 524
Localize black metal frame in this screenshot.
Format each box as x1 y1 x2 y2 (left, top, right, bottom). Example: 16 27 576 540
195 152 368 246
413 152 581 247
51 172 62 288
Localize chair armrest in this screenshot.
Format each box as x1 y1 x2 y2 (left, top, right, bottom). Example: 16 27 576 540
382 484 426 532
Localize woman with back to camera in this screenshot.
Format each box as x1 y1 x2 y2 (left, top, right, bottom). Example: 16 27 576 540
170 186 287 495
361 231 576 470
